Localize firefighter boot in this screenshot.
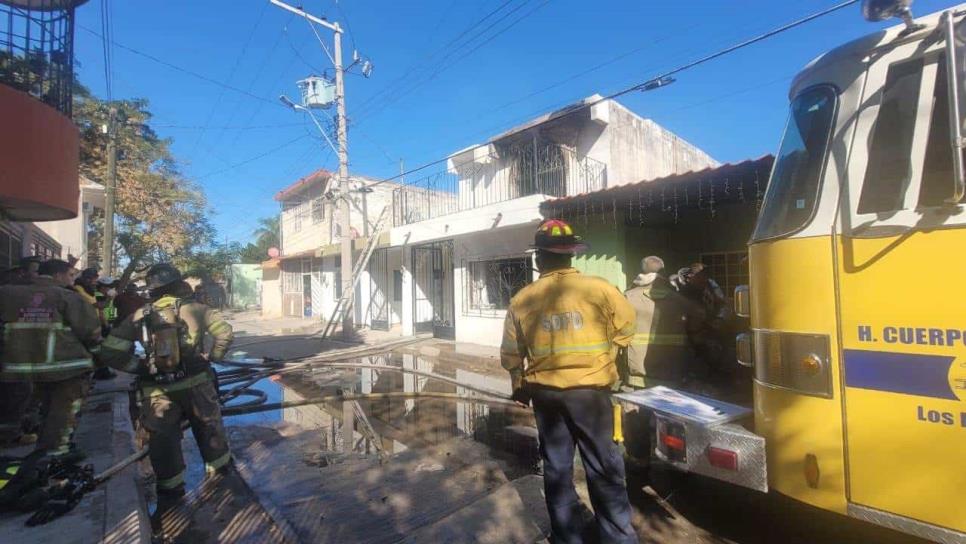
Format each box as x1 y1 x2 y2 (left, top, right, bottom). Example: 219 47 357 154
150 484 186 539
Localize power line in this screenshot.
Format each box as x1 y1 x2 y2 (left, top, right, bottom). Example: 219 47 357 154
482 20 704 117
284 23 325 74
218 15 290 122
98 0 114 101
152 122 304 130
192 2 270 150
195 134 310 181
359 0 860 192
350 0 520 116
331 0 357 52
354 0 549 125
77 23 281 108
226 19 304 150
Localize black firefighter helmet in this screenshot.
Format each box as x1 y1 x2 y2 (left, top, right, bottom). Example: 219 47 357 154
145 263 182 291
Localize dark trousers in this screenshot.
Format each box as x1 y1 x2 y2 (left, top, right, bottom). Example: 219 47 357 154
141 379 231 492
0 381 32 443
531 386 637 544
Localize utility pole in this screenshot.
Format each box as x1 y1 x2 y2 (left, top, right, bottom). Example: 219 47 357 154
270 0 354 338
101 106 117 275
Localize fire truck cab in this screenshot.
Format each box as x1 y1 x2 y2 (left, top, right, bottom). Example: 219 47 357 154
638 2 966 542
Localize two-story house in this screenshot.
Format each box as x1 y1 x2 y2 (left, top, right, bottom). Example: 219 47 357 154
262 168 395 319
362 95 717 347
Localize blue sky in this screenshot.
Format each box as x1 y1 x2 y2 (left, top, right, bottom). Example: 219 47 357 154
72 0 956 245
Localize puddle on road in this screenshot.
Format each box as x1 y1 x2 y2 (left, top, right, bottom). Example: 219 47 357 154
161 349 544 544
220 351 541 480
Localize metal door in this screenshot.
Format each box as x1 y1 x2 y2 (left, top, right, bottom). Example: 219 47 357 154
412 240 455 340
368 248 390 331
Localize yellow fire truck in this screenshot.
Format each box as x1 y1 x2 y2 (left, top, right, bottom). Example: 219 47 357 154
640 2 966 542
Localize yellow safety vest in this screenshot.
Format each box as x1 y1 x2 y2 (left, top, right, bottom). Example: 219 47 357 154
501 268 636 390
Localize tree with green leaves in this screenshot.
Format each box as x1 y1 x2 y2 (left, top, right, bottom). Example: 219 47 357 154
239 216 279 264
73 83 227 282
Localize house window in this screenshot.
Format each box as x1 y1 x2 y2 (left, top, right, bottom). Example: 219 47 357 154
699 251 749 299
312 197 324 224
293 204 304 233
464 257 531 315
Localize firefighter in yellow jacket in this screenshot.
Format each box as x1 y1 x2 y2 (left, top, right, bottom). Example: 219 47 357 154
96 263 233 502
502 219 638 544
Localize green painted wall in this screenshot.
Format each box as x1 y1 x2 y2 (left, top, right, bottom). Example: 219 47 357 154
229 264 262 309
623 202 757 287
573 221 627 290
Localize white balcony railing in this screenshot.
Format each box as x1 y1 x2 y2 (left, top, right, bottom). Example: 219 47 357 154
393 144 606 226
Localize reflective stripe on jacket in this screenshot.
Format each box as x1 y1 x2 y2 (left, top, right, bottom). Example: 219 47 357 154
623 279 700 387
95 295 234 383
501 268 635 390
0 277 101 382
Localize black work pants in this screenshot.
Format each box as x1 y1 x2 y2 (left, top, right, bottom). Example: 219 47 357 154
530 386 637 544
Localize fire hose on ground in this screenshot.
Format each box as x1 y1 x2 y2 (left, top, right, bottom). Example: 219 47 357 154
4 337 525 525
52 338 519 513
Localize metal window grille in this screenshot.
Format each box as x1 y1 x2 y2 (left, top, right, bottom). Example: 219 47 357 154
293 201 306 232
281 261 302 294
0 2 77 116
463 256 532 316
699 251 749 299
393 143 606 226
311 197 324 224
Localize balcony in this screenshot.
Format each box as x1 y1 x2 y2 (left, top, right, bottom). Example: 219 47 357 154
0 0 84 221
1 1 81 115
393 144 606 226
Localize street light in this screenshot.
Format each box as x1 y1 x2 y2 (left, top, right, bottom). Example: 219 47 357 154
269 0 357 339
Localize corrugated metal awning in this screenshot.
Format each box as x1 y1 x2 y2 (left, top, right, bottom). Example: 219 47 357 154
540 155 774 215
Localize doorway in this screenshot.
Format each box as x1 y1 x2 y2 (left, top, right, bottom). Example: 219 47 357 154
412 240 455 340
301 274 312 317
368 248 390 331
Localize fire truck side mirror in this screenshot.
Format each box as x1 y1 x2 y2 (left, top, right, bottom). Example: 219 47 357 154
734 285 750 319
942 10 966 205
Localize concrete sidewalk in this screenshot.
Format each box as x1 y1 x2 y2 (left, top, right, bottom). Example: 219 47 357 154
0 374 150 544
224 310 322 338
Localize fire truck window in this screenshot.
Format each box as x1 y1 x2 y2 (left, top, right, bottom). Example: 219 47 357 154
752 86 836 241
919 56 966 207
858 59 923 214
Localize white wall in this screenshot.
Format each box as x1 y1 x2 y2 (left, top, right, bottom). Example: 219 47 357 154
360 247 403 328
279 183 328 256
388 248 403 325
389 194 545 247
452 225 535 347
401 246 414 336
604 101 718 186
260 269 282 318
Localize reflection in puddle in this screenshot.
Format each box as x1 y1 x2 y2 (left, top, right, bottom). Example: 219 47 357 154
225 352 540 477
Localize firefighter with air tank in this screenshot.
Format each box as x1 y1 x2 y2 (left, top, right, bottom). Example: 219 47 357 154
95 263 234 507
